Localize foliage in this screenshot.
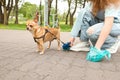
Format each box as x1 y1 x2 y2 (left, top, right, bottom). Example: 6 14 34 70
0 0 87 31
19 2 38 19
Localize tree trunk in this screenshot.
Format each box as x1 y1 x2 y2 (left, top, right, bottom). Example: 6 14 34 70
39 0 42 25
83 0 86 8
55 0 57 21
15 0 19 24
70 13 73 26
65 0 71 25
69 0 77 26
0 2 4 24
0 0 13 25
65 10 70 24
48 0 53 25
7 0 13 21
3 0 8 25
0 14 4 24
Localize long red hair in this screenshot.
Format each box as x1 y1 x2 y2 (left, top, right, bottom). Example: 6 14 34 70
89 0 120 16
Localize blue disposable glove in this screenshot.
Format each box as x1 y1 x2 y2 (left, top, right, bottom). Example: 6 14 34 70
86 47 111 62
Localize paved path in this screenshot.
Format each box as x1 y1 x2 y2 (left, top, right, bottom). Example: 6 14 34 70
0 30 120 80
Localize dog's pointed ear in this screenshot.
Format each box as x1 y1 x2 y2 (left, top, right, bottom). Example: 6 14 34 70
31 21 36 26
32 21 35 24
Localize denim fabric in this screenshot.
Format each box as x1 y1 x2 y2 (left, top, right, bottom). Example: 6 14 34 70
71 9 120 49
88 23 120 49
70 9 87 37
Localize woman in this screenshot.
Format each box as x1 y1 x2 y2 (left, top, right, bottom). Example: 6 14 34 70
69 0 120 61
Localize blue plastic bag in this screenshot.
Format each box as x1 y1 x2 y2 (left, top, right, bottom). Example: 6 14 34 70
62 42 71 51
86 47 111 62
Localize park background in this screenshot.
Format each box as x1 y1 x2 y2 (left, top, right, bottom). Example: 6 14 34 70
1 1 120 80
0 0 87 32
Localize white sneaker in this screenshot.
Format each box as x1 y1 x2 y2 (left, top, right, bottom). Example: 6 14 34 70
70 42 90 51
107 39 120 54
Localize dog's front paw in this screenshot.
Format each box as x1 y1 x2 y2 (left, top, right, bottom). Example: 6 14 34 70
47 47 50 49
39 51 44 55
36 50 40 52
57 47 61 51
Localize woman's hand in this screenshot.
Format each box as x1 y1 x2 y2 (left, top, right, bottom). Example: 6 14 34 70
70 37 75 46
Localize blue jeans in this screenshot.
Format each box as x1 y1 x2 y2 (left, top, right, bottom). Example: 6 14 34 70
71 9 120 49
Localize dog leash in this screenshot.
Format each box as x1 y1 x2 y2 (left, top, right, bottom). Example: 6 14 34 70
46 29 72 50
45 29 65 44
33 28 71 50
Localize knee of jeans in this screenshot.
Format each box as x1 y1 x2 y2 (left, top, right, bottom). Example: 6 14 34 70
86 29 98 41
86 27 94 36
89 34 98 42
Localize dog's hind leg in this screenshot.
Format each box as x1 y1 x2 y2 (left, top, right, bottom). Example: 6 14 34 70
39 42 45 55
57 39 61 50
39 47 45 54
47 41 51 49
36 43 41 52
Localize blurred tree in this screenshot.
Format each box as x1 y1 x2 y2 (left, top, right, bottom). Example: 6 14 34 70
48 0 53 25
83 0 86 8
0 0 13 25
39 0 42 25
65 0 71 25
69 0 77 26
0 1 3 24
63 0 87 26
14 0 19 24
78 0 87 8
55 0 58 21
19 2 38 19
65 0 78 26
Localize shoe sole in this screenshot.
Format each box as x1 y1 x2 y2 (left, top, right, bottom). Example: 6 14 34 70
70 42 90 52
107 39 120 54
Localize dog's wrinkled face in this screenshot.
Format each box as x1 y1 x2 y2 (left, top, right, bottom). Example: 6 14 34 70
26 20 38 31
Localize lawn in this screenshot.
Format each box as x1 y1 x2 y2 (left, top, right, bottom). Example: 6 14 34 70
0 22 72 32
0 24 26 30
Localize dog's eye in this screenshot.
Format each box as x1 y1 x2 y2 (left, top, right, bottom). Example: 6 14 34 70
29 25 33 27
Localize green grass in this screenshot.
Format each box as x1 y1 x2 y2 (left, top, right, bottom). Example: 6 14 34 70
0 24 26 30
60 24 72 32
0 22 72 32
